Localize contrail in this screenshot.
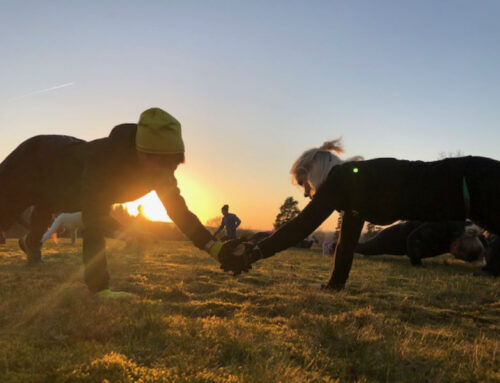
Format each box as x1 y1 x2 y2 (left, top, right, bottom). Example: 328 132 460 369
9 82 75 101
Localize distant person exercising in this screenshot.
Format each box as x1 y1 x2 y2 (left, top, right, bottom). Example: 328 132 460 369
0 108 242 298
351 221 485 265
214 205 241 240
221 138 500 289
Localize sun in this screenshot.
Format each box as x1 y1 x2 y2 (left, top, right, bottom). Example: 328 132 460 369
122 191 172 222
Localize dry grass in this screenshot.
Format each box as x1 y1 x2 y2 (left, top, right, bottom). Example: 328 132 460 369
0 239 498 382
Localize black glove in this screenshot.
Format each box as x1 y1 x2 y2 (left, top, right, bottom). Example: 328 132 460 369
209 239 242 263
219 242 263 276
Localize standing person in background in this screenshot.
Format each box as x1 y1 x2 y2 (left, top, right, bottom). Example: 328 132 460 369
214 205 241 240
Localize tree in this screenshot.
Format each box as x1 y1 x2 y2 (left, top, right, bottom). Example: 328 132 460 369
438 150 464 159
274 197 301 230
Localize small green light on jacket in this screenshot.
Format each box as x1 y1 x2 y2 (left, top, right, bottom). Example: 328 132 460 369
353 167 359 173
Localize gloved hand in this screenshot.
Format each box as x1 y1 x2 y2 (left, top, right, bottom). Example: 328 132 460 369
219 242 266 276
207 239 242 262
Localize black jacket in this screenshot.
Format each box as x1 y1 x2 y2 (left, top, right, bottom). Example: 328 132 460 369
258 157 474 288
1 124 213 254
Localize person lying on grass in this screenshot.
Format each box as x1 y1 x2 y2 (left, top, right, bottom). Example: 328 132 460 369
0 108 241 298
336 220 485 266
221 138 500 290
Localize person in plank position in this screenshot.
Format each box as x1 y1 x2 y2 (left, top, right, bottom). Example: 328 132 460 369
0 108 241 298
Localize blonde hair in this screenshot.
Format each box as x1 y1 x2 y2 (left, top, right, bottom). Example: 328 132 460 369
290 137 363 192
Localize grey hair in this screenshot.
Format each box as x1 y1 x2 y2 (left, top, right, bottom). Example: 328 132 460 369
463 224 483 238
290 137 364 192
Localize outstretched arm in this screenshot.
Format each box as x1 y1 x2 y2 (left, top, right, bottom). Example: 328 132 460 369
256 178 338 257
326 210 364 289
41 214 64 243
156 177 244 265
214 218 225 236
406 223 437 266
156 176 214 249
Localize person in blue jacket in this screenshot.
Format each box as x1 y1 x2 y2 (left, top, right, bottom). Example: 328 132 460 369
214 205 241 240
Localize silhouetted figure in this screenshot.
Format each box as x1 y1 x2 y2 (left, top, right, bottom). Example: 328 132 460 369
137 204 146 220
0 108 241 296
214 205 241 240
221 138 500 287
347 221 484 265
42 212 83 245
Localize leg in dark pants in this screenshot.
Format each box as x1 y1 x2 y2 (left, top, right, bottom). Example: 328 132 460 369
356 222 420 256
21 206 52 264
26 206 52 248
0 195 30 246
82 228 110 293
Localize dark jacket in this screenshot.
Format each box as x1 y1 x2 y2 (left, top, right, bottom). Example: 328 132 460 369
257 156 475 288
0 124 213 290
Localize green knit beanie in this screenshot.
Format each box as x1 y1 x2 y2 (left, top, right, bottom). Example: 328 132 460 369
136 108 185 154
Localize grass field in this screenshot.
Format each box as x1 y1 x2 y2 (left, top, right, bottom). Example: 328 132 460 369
0 239 498 383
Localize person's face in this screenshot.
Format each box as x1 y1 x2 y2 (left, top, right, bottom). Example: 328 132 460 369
137 152 179 176
296 172 314 199
221 208 228 216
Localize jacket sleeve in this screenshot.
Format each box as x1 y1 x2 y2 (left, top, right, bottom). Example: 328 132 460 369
156 175 214 249
406 223 435 266
326 210 364 288
258 175 338 257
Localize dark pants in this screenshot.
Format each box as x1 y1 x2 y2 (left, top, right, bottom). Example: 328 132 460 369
0 142 110 292
0 193 110 291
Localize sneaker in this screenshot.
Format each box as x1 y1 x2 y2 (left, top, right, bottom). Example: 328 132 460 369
19 235 43 265
95 289 136 300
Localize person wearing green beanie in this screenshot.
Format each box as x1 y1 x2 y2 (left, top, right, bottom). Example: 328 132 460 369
0 107 241 298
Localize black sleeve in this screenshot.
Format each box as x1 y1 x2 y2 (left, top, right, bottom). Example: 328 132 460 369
258 174 338 257
406 223 432 265
326 210 364 288
156 175 214 249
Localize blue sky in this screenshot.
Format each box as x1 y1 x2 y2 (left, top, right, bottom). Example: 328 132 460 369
1 1 499 228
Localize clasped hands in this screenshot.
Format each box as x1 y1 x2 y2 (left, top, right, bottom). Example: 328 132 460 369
215 239 263 275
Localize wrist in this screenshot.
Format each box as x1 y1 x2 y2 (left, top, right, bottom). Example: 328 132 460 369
204 239 216 251
206 240 223 261
252 245 265 260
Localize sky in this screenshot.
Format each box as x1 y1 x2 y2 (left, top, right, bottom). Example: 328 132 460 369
1 0 499 229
